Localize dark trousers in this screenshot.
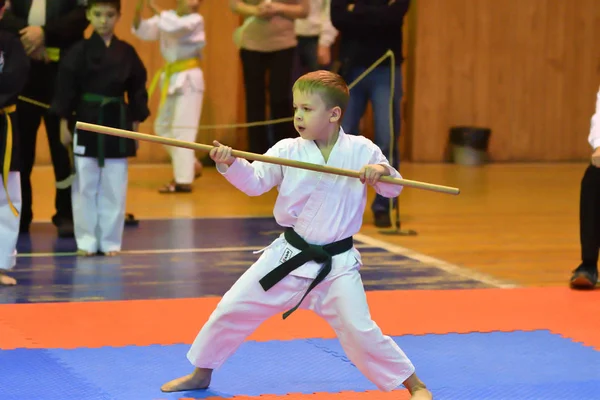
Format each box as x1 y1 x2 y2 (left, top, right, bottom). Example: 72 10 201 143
240 47 297 154
292 36 334 81
18 61 73 229
580 164 600 269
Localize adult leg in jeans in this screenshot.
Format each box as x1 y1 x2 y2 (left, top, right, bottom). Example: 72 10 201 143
341 66 370 140
370 65 403 223
269 47 297 143
240 49 269 154
571 164 600 289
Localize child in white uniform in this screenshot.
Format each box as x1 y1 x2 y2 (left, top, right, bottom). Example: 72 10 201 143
133 0 205 193
160 70 433 399
0 0 30 286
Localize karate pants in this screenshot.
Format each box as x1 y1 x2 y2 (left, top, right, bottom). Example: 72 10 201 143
72 157 128 253
187 240 416 392
0 172 21 270
154 87 203 185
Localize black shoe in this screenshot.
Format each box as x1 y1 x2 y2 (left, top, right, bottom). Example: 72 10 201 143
373 211 392 228
570 264 598 290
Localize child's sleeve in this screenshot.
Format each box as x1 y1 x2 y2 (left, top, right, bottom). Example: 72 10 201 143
588 87 600 150
158 12 205 43
0 35 30 101
132 15 160 41
368 143 404 198
216 141 288 196
126 49 151 123
49 45 82 118
331 0 409 31
42 5 89 48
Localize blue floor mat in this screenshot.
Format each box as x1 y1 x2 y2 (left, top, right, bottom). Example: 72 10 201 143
1 330 599 400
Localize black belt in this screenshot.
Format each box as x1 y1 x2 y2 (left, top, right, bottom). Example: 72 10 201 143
259 227 354 319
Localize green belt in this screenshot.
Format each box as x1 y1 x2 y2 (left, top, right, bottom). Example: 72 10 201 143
259 228 354 319
81 93 127 167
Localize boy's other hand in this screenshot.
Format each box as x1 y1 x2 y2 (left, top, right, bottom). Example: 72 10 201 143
210 140 236 166
359 164 389 186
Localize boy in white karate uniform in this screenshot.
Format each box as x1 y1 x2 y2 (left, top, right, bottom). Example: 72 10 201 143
160 70 432 399
133 0 205 194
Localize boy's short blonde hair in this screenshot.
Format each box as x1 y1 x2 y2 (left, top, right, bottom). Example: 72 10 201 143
293 70 350 114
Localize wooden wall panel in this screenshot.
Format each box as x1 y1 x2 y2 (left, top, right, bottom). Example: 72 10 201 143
409 0 600 162
32 0 600 165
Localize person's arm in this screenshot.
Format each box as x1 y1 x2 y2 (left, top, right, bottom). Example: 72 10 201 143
0 35 30 101
126 48 151 125
272 0 309 20
42 2 89 47
157 12 205 41
49 45 82 119
331 0 409 31
229 0 259 18
0 8 28 34
318 0 337 47
132 0 160 42
364 140 403 198
216 141 287 197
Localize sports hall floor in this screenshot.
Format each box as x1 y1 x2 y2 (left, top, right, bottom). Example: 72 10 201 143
1 162 599 399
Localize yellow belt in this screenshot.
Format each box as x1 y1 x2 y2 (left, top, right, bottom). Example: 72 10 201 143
46 47 60 62
148 58 202 110
1 105 18 217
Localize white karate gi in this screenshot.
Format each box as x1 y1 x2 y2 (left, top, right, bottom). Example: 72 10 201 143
186 128 416 391
0 172 21 270
133 11 205 185
71 156 128 253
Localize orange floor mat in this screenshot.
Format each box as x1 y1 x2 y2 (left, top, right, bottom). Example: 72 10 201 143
0 287 598 351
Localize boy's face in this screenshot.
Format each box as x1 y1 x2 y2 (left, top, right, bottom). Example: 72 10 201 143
293 90 341 142
86 3 120 37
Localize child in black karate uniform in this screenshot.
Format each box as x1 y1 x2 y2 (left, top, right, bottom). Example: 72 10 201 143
0 0 30 286
51 0 150 256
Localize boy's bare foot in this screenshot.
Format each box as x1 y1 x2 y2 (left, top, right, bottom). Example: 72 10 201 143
410 386 433 399
104 251 119 257
77 249 95 257
404 373 432 399
0 273 17 286
161 368 212 393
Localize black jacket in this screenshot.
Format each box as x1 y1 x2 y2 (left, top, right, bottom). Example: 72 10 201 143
0 0 89 52
0 31 31 171
331 0 410 68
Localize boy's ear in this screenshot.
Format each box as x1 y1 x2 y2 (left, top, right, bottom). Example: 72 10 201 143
329 106 342 123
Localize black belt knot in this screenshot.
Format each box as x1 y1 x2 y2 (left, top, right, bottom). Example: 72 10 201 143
259 227 353 319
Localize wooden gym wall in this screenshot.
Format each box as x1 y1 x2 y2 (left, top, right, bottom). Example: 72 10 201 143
31 0 600 165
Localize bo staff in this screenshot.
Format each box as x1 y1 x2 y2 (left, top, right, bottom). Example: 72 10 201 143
75 121 460 195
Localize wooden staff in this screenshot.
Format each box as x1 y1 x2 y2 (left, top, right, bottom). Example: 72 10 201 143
75 121 461 195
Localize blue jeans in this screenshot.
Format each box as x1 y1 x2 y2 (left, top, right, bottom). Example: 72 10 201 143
341 65 403 213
